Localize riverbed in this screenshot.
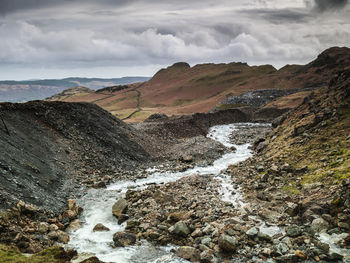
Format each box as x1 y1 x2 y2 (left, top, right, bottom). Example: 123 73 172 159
66 123 270 262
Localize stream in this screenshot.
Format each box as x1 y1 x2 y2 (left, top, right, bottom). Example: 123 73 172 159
67 123 264 262
66 122 349 263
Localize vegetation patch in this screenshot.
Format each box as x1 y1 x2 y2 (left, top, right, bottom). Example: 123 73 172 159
0 245 74 263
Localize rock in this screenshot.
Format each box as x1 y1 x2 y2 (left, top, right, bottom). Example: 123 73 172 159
170 221 190 237
285 202 299 216
117 214 129 225
200 250 214 263
49 224 59 231
48 231 59 240
80 256 104 263
182 155 193 163
112 198 128 218
64 209 78 220
168 212 185 222
256 165 265 172
113 232 137 247
201 237 212 246
66 219 82 232
295 250 307 260
125 220 140 230
175 246 200 262
256 141 269 152
218 234 236 252
286 225 302 237
311 218 329 233
67 199 77 210
277 242 289 255
246 227 258 237
57 230 70 244
38 222 49 233
93 223 110 232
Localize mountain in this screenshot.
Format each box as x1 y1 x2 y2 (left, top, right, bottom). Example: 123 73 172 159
49 47 350 122
0 77 150 103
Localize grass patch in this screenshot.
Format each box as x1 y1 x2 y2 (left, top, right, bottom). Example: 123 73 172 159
0 245 71 263
216 103 248 110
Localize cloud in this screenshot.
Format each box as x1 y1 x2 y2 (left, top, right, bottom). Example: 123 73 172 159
0 0 349 79
314 0 348 12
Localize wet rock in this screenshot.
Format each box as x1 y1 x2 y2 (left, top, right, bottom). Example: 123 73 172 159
117 214 129 225
311 218 329 233
93 223 110 232
80 256 105 263
112 198 128 218
66 219 82 232
218 234 236 252
328 251 344 261
125 220 140 230
169 221 190 237
175 246 200 262
113 232 137 247
57 230 70 243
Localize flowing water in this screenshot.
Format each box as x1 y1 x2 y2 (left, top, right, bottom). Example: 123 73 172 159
66 123 270 262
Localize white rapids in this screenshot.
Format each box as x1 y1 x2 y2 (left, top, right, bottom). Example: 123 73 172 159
67 123 268 262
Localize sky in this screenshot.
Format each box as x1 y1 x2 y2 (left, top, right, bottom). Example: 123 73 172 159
0 0 349 80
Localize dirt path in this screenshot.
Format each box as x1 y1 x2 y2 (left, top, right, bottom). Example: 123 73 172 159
122 84 143 121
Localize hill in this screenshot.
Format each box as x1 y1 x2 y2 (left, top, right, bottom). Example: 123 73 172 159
0 77 150 103
0 101 150 216
49 47 350 122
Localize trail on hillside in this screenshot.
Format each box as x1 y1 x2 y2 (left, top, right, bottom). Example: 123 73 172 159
122 84 143 121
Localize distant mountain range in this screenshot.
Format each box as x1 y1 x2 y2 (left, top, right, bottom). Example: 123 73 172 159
0 77 150 102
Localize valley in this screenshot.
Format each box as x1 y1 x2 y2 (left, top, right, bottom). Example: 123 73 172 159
0 48 350 263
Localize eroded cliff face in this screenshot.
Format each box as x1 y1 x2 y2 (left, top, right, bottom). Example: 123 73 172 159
0 101 150 215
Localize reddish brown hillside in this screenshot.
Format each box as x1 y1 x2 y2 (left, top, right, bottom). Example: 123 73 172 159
48 47 350 122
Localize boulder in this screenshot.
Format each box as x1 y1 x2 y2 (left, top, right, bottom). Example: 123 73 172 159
311 218 329 233
200 250 214 263
38 222 49 233
57 230 70 244
93 223 110 232
113 232 137 247
175 246 200 262
169 221 190 237
112 198 128 218
286 225 302 237
218 234 236 252
246 227 258 237
66 219 82 232
117 214 129 225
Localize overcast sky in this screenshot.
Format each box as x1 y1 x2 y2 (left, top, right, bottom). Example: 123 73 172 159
0 0 349 80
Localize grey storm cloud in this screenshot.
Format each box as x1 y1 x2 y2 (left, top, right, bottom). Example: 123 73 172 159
314 0 348 11
0 0 349 80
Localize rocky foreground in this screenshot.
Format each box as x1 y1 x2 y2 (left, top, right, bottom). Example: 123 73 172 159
1 69 350 262
108 124 349 262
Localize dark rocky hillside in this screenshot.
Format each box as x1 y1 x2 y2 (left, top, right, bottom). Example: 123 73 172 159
0 101 150 215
